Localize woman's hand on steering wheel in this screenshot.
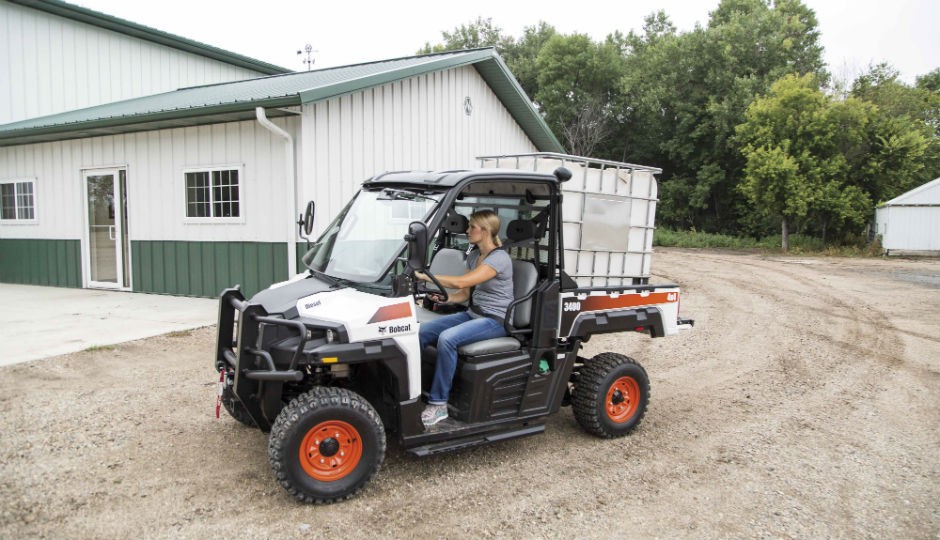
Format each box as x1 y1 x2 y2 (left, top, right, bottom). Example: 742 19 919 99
414 270 449 303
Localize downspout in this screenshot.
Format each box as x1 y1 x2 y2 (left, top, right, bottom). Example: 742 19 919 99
255 107 297 278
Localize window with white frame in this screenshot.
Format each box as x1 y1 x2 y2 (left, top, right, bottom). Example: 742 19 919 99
184 168 241 219
0 180 36 221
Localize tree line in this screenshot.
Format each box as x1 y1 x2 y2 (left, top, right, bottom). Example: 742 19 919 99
419 0 940 249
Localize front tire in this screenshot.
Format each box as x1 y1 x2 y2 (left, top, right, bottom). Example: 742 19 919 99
268 386 385 503
572 353 650 438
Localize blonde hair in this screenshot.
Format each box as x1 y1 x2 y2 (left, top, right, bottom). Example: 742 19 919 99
469 210 502 247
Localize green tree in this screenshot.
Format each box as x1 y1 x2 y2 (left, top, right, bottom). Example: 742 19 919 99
500 22 557 101
739 144 804 250
616 0 827 233
916 68 940 93
418 19 557 110
534 34 624 154
738 71 936 246
737 74 874 249
417 17 514 55
850 63 939 201
853 63 940 135
738 74 822 249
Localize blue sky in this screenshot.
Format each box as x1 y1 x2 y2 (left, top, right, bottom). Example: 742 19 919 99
75 0 938 85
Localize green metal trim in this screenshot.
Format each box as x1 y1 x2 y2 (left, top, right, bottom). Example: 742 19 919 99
297 48 495 103
0 97 300 147
473 56 565 153
0 47 563 152
0 238 81 287
131 240 288 298
8 0 290 75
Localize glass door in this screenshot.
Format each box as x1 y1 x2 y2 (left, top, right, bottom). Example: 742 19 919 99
84 169 129 289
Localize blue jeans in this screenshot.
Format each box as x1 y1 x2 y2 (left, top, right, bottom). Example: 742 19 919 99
419 311 507 404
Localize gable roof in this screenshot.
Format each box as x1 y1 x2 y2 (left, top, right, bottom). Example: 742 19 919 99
9 0 290 75
0 48 565 152
880 177 940 207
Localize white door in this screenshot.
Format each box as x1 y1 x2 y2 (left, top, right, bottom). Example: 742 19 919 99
84 169 130 289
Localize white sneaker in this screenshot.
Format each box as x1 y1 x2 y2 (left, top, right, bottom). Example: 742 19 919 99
421 403 448 426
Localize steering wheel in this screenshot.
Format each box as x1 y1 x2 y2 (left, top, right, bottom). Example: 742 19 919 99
415 269 450 304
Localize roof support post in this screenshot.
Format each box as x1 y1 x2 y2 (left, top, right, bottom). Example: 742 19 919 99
255 107 297 278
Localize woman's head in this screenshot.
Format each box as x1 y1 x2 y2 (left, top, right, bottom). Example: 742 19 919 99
468 210 502 247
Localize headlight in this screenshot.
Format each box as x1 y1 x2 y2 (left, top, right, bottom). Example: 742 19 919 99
325 329 335 343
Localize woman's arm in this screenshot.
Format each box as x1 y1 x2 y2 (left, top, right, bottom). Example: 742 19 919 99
431 288 470 305
417 263 497 290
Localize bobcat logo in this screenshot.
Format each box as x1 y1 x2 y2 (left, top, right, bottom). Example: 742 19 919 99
377 324 409 335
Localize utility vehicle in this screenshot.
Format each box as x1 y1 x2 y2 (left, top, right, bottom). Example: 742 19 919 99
215 153 693 503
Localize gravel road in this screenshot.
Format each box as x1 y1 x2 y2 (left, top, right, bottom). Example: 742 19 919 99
1 249 938 539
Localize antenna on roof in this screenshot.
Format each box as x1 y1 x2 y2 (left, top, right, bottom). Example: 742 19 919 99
297 44 318 71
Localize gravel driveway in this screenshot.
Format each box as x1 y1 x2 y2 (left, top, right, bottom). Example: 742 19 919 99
1 249 938 539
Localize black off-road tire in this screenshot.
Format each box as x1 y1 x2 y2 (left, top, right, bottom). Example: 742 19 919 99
268 386 385 504
572 353 650 438
221 386 257 427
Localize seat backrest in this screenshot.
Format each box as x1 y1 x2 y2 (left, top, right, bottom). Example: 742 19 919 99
428 248 467 298
510 259 538 328
503 219 536 254
441 211 469 234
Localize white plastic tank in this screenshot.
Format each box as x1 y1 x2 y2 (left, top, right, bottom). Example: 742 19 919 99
478 153 661 287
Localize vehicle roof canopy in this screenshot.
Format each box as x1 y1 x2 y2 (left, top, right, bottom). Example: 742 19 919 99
361 168 560 194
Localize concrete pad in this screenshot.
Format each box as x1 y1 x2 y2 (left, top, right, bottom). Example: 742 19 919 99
0 284 218 366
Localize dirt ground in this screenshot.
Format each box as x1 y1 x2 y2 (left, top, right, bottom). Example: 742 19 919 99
1 249 938 539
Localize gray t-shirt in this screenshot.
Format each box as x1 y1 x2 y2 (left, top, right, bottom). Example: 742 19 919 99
466 248 514 321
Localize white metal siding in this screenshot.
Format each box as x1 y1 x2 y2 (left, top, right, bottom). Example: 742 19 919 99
1 64 542 250
0 1 271 124
0 116 300 242
875 205 940 251
299 65 538 235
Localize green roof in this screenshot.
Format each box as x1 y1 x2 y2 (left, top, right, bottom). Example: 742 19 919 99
10 0 290 75
0 48 564 152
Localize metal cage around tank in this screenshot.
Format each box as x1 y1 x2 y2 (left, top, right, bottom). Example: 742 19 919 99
478 153 661 287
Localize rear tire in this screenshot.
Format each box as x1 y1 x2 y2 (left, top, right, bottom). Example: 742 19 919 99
572 353 650 438
268 386 385 503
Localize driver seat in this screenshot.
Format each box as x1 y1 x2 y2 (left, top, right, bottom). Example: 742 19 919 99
457 220 539 357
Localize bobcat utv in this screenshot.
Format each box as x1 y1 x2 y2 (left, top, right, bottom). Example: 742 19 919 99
215 153 693 503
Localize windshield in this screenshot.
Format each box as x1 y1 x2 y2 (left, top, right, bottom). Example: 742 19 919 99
302 188 440 282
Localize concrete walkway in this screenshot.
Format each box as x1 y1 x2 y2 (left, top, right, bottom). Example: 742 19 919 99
0 284 218 367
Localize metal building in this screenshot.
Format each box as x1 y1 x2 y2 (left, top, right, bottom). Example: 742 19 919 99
874 177 940 256
1 0 289 125
0 47 564 296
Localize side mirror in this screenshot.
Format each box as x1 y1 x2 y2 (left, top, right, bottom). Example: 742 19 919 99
403 221 429 272
297 201 315 238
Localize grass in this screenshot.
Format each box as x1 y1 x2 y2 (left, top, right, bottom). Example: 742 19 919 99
83 344 116 352
654 228 883 257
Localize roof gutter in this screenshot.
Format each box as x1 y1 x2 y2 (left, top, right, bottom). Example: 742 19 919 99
255 107 298 278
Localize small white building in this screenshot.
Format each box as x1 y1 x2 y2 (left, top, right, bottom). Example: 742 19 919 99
874 178 940 256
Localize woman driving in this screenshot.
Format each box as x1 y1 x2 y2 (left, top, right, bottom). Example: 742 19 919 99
415 210 514 427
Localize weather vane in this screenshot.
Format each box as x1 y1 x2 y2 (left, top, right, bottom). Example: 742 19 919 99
297 44 317 71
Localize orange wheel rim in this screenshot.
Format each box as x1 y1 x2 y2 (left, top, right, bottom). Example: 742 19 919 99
299 420 363 481
606 376 640 423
